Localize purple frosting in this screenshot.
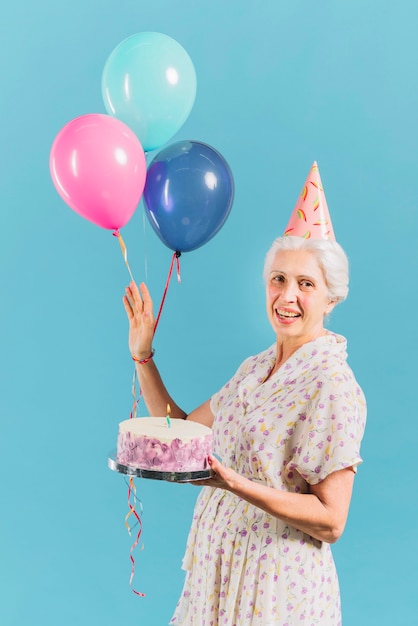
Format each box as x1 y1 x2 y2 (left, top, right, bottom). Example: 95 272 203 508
117 431 212 471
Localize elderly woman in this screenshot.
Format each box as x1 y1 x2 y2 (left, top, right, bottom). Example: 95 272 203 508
123 233 366 626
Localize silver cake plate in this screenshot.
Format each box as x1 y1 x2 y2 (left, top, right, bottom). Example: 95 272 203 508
108 452 212 483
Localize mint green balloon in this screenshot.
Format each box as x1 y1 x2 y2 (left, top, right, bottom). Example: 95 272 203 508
102 32 197 152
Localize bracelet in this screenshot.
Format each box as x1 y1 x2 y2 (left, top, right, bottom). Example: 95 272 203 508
132 349 155 365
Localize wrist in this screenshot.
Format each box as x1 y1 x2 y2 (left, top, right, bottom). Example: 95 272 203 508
132 348 155 365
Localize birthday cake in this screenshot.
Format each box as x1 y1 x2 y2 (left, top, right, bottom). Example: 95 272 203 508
116 417 212 472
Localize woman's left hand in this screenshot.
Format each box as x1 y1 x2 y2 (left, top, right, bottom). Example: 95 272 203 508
192 455 240 490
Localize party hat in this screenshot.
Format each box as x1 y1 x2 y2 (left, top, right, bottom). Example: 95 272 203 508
283 161 335 240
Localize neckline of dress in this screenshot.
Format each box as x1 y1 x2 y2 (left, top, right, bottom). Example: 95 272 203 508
262 331 344 383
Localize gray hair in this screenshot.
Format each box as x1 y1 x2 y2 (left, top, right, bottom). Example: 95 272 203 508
263 236 349 304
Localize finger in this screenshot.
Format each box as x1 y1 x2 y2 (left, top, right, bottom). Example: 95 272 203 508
125 281 143 309
139 282 154 316
125 284 144 315
122 295 134 319
208 455 222 472
191 477 216 487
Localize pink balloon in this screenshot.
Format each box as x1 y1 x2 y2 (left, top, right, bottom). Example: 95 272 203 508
50 114 146 230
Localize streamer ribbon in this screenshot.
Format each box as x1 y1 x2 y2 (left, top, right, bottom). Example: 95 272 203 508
122 249 182 596
124 476 145 597
130 367 141 421
123 358 145 595
113 230 134 281
153 250 181 335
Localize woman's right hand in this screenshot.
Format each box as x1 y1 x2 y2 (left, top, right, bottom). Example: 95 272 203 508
123 282 155 360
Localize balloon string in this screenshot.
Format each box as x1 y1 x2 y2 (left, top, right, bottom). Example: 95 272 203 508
153 251 181 335
142 209 149 285
122 249 181 597
130 366 142 420
125 476 145 596
120 365 145 596
113 230 134 282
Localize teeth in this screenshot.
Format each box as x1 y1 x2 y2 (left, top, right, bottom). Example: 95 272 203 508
277 309 300 318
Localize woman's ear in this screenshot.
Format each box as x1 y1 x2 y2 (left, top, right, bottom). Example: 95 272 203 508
325 299 337 316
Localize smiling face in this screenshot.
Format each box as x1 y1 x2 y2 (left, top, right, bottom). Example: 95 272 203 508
266 248 336 345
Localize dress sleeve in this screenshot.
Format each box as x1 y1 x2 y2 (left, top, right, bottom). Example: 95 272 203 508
286 378 367 485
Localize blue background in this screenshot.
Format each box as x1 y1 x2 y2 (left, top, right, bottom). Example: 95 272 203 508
1 1 417 624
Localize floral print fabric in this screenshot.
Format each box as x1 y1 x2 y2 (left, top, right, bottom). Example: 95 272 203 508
170 333 366 625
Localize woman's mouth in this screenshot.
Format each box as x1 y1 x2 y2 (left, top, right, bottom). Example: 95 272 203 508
275 308 301 321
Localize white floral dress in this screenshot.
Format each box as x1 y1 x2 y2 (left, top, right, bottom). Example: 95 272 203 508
170 333 366 626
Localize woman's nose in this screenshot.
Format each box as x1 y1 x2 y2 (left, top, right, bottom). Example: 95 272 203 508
281 281 297 302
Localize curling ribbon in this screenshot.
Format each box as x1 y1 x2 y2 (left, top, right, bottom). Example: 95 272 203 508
123 252 182 596
113 230 134 282
153 251 182 335
130 367 141 420
125 476 145 596
124 370 144 595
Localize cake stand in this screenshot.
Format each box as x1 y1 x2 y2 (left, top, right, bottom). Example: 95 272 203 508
108 452 212 482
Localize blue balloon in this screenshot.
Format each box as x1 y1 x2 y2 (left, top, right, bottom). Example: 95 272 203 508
143 141 234 252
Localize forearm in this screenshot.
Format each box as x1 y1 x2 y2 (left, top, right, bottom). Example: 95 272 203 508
134 359 187 419
230 478 338 543
207 458 353 544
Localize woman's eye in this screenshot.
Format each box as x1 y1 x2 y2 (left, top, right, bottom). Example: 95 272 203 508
272 275 285 283
300 280 314 288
